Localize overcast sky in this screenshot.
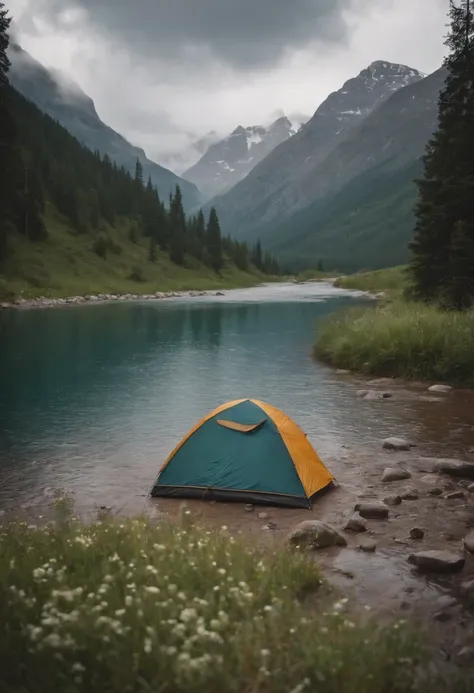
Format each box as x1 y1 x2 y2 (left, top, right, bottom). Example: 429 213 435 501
9 0 449 172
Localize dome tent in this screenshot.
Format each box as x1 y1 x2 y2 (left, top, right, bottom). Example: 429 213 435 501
150 399 334 509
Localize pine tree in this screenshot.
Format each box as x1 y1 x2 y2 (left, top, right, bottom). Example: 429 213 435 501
409 0 474 307
252 240 263 270
0 1 10 88
168 186 186 265
148 237 157 262
134 159 144 187
206 207 223 272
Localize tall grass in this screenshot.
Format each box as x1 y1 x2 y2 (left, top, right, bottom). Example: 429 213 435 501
334 266 408 298
0 503 432 693
315 301 474 386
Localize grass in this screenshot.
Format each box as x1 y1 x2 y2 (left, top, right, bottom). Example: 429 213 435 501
0 500 435 693
334 266 408 299
0 206 278 301
315 300 474 386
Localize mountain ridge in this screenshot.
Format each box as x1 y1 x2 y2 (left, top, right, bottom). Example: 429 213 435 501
8 44 201 210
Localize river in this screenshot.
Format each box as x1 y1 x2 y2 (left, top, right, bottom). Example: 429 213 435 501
1 281 474 657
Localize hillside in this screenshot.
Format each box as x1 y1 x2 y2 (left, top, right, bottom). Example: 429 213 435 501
0 86 278 300
205 61 425 237
8 44 201 211
183 116 303 200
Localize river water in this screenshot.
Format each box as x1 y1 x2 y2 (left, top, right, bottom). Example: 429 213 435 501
1 281 474 657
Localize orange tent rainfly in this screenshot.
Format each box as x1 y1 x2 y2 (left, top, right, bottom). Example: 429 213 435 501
150 399 334 508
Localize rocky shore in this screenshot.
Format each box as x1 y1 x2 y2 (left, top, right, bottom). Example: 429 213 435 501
0 289 226 310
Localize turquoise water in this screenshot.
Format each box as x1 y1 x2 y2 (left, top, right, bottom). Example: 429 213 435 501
6 280 469 516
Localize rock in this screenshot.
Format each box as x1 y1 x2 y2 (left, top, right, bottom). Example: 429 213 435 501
215 292 225 296
382 468 412 482
344 514 367 533
428 384 453 393
433 458 474 479
408 550 465 573
460 579 474 597
469 484 474 492
428 487 443 496
400 487 419 500
455 647 474 668
436 595 457 609
258 512 269 520
446 490 466 500
357 390 369 398
354 501 389 519
262 522 277 531
383 437 412 451
364 390 384 401
287 521 347 550
383 494 402 506
336 369 350 375
409 527 424 540
358 539 376 553
244 504 254 513
459 479 472 489
463 530 474 554
434 611 452 622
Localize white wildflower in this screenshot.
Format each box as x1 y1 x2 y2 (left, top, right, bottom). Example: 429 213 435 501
144 586 160 595
144 638 153 654
179 608 197 623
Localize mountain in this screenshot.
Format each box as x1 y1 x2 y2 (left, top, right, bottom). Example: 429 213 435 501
7 44 201 211
242 67 448 272
183 116 304 200
206 61 425 237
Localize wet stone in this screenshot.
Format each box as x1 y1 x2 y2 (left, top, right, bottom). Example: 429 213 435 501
287 521 347 550
434 611 452 623
408 550 466 573
446 490 466 500
400 488 419 501
358 538 377 553
383 437 412 451
383 494 402 506
357 390 369 398
428 487 443 496
382 468 411 483
436 595 457 609
262 522 277 531
469 484 474 492
409 527 424 540
244 504 254 513
258 512 269 520
344 514 367 533
354 501 389 519
428 384 452 393
433 458 474 479
460 580 474 597
464 530 474 554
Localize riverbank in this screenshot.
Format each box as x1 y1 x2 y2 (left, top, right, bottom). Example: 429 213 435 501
0 502 445 692
316 267 474 387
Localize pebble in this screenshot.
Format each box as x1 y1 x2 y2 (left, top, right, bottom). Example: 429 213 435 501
344 514 367 533
358 539 377 553
409 527 424 540
244 504 254 513
408 550 465 573
262 522 277 531
336 369 351 375
428 487 443 496
258 512 269 520
354 501 389 519
433 611 452 623
460 579 474 597
382 437 412 451
383 494 402 506
357 390 369 398
400 488 419 500
382 468 411 482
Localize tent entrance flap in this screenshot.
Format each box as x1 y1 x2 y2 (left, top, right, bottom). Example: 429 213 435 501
216 419 267 433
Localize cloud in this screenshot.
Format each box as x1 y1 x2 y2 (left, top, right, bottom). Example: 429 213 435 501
8 0 449 173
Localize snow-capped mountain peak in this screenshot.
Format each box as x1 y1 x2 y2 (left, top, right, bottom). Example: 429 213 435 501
183 114 305 200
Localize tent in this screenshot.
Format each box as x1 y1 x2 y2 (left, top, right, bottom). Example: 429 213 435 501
150 398 334 508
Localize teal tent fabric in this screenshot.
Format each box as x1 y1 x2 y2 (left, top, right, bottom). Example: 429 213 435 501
151 400 309 507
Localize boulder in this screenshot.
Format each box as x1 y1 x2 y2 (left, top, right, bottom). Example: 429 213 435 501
383 437 412 451
463 530 474 554
287 521 347 550
428 384 453 393
358 539 377 553
409 527 424 540
408 550 465 573
382 468 412 483
383 494 402 506
357 390 369 398
354 501 389 519
400 488 419 500
344 514 367 533
433 458 474 479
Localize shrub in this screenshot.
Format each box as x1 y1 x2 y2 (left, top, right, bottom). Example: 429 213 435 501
0 507 432 693
128 265 145 282
92 233 108 259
